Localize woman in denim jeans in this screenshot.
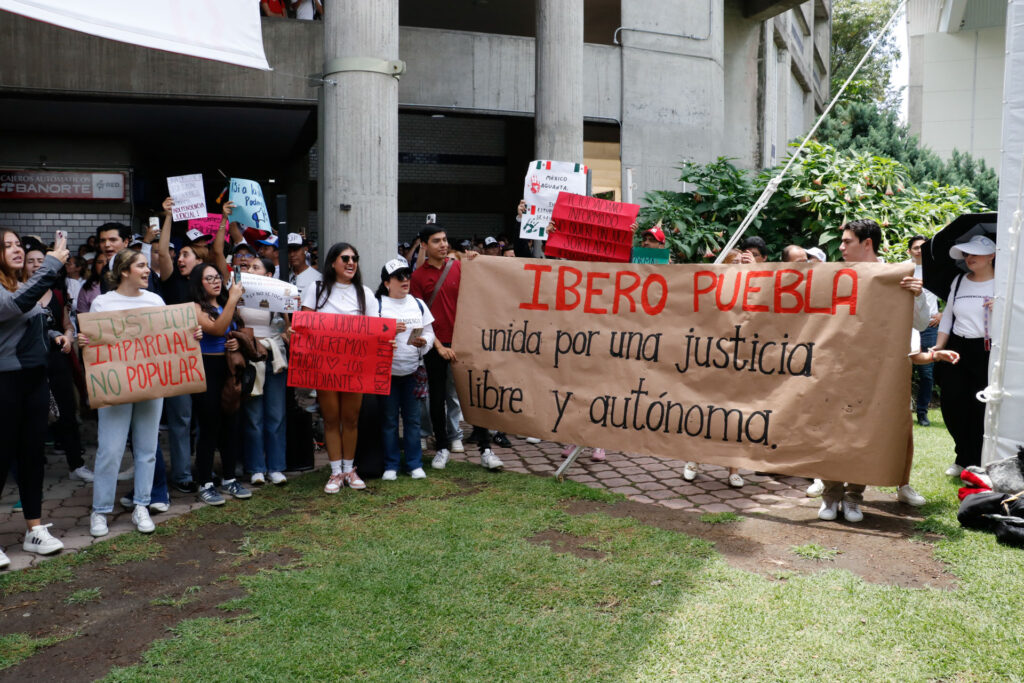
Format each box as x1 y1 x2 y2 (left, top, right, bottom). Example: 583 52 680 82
80 249 200 538
239 258 289 486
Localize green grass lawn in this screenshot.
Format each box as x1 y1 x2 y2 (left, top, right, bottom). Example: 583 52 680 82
7 411 1024 681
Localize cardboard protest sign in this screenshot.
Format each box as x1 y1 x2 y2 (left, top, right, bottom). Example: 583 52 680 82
228 178 270 231
544 192 639 263
631 247 671 264
452 257 916 486
520 160 588 241
78 303 206 409
187 214 229 242
288 312 396 394
167 174 207 222
237 272 301 313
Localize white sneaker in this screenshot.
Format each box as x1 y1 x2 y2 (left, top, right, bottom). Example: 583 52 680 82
117 465 135 481
410 467 427 479
250 472 266 485
24 524 64 554
382 470 398 481
432 448 450 470
268 472 287 485
806 479 825 497
450 439 465 454
149 502 170 513
842 500 864 523
132 505 155 533
683 462 698 482
945 464 964 477
525 437 541 444
70 466 94 482
0 547 9 570
728 473 744 488
817 500 839 521
897 484 926 507
90 512 109 537
480 448 503 471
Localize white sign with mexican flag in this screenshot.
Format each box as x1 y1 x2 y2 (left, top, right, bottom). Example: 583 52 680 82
519 160 588 241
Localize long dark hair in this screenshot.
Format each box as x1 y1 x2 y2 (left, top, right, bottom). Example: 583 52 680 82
317 242 365 314
189 263 228 321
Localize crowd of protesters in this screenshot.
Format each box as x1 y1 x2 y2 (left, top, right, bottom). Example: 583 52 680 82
0 192 983 567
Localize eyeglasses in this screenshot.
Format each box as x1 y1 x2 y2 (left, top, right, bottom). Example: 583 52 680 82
203 275 222 283
339 254 359 264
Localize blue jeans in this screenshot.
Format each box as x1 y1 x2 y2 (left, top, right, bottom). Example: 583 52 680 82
243 367 287 475
93 398 163 514
164 392 194 484
381 373 423 472
915 326 938 418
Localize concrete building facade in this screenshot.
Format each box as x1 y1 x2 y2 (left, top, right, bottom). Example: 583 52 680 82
907 0 1006 168
0 0 829 257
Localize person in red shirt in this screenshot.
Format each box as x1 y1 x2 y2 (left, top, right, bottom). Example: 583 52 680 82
410 225 503 472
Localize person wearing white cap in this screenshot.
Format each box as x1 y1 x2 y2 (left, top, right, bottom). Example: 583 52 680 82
287 233 321 298
932 234 996 476
805 247 827 263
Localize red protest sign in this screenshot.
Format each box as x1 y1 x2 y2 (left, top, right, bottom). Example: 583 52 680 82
187 214 229 242
544 192 639 263
287 312 396 395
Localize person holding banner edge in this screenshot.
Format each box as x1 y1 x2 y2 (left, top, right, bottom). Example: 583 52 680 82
0 230 70 566
191 263 251 505
300 242 378 493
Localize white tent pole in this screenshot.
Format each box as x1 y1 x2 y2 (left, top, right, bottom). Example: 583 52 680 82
714 0 907 264
979 145 1024 465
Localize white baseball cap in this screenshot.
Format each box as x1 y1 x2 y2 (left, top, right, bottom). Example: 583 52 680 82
384 257 411 276
186 228 212 244
950 234 995 259
805 247 826 262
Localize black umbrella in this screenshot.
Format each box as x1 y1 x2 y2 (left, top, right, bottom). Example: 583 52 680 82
922 212 997 300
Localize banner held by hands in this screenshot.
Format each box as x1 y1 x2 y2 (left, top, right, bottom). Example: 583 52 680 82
288 312 396 395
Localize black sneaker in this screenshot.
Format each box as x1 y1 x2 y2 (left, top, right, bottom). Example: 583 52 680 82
174 480 199 494
917 416 931 427
493 432 512 448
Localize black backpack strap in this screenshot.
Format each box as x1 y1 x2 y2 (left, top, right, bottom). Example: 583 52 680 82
949 273 965 333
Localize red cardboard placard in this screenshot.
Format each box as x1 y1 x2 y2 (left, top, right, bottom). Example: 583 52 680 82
287 312 396 395
544 192 640 263
187 214 230 242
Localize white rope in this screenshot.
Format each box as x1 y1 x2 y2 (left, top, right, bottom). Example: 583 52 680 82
714 0 908 263
979 143 1024 464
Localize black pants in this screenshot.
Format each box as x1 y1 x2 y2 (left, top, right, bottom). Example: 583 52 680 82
936 335 989 469
193 354 239 484
423 347 489 452
0 367 48 520
47 350 83 471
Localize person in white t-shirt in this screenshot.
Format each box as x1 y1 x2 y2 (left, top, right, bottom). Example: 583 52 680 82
300 242 378 494
79 249 201 539
287 233 321 298
375 259 435 481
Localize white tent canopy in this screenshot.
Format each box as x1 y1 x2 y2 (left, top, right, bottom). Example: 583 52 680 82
986 0 1024 464
0 0 270 70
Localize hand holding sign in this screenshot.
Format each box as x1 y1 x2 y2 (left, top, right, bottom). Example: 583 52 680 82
288 312 396 394
167 174 208 222
228 178 270 231
544 192 639 263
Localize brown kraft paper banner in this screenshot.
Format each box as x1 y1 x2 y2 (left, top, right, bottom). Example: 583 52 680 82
78 303 207 409
452 256 915 486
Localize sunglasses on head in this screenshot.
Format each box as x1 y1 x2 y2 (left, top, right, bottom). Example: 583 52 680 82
339 254 359 264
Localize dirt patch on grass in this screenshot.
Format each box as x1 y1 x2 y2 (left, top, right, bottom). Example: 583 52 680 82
443 478 488 498
565 492 956 589
528 530 607 560
0 523 297 681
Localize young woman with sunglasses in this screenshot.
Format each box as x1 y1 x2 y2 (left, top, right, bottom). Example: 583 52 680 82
0 230 70 566
300 243 377 493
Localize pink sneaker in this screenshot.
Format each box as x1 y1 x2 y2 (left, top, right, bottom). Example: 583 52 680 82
561 444 577 457
324 472 344 494
590 448 606 462
342 469 366 490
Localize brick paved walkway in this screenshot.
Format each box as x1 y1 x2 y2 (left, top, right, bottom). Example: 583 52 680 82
1 431 816 573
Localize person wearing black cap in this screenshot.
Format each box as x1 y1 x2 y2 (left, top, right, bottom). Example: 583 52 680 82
409 224 503 472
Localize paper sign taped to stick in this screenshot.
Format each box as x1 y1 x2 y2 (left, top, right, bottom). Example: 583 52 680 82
167 174 207 222
288 312 396 395
187 214 229 242
631 247 671 264
228 178 270 231
237 272 301 313
78 303 206 409
520 160 588 241
544 192 639 263
452 257 916 486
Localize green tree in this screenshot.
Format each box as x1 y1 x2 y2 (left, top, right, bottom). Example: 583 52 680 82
831 0 902 107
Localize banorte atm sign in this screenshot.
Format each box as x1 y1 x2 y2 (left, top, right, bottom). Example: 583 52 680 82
0 170 126 200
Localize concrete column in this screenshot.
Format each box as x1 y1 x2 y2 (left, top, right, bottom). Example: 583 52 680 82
535 0 584 257
322 0 399 280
